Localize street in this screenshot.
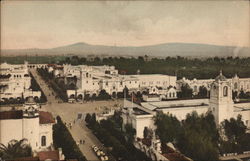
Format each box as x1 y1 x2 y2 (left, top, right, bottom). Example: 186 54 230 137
30 69 122 161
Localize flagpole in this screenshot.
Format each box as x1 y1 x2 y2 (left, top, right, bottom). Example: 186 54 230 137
131 92 133 108
123 72 126 108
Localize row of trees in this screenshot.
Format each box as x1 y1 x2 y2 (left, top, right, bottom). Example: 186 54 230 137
177 84 209 99
53 116 87 161
238 91 250 99
29 72 47 103
85 112 151 161
220 115 250 153
84 90 111 101
0 98 25 105
60 56 250 79
154 111 250 161
37 68 68 101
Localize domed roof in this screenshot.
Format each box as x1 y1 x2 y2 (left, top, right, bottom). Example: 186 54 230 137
26 96 35 104
215 70 227 81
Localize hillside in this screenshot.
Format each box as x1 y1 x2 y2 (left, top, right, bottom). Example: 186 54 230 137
1 42 249 57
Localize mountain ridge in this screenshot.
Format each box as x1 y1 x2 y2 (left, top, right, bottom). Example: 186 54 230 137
1 42 249 57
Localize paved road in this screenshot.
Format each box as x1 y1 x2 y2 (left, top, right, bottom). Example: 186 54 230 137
30 69 60 104
30 69 121 161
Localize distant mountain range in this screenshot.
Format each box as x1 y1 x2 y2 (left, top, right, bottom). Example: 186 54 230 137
1 42 250 57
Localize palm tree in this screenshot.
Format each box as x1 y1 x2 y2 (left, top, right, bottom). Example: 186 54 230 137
0 139 32 160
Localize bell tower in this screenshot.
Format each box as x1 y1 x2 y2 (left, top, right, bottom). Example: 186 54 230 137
209 71 234 125
22 97 40 150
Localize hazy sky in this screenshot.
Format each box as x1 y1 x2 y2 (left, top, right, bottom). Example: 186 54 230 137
1 1 249 49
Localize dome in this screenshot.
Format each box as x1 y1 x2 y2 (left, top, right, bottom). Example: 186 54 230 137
215 70 227 81
26 96 35 104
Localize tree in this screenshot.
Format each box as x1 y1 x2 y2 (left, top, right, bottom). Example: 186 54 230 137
155 111 219 161
143 127 149 139
178 112 219 161
154 111 182 144
198 86 208 98
222 115 246 142
71 56 80 65
53 116 87 161
80 57 87 64
177 84 193 98
85 113 91 124
232 91 238 99
239 90 250 99
112 111 123 129
178 129 219 161
220 115 247 153
89 113 97 127
124 124 136 143
97 90 111 100
0 139 32 160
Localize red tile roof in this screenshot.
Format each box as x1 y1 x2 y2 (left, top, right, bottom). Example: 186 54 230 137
38 150 59 160
8 156 39 161
38 150 60 160
39 111 55 124
0 110 23 120
47 64 56 67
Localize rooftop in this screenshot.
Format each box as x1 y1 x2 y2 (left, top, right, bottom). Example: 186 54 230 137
0 110 23 120
0 110 55 124
39 111 55 124
140 99 209 111
38 150 59 161
215 70 227 81
133 107 151 115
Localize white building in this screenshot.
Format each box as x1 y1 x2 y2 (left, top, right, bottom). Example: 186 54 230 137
0 62 41 102
59 64 177 101
132 74 176 89
0 98 54 152
149 86 177 100
122 72 250 138
177 73 250 95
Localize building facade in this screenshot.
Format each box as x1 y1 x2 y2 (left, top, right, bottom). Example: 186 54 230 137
0 62 41 101
122 72 250 138
50 64 177 101
177 74 250 96
0 98 54 152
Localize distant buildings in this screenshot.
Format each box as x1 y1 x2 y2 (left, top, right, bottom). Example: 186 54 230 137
0 62 41 102
49 64 177 101
177 73 250 96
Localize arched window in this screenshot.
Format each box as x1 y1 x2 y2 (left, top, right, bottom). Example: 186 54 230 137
223 86 228 96
234 83 238 89
194 86 198 92
41 136 46 146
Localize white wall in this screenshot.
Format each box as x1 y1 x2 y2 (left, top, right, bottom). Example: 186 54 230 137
22 117 40 150
39 124 53 150
134 116 155 138
159 106 210 121
0 119 23 145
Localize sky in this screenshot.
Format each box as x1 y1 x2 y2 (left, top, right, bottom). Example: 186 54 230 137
1 0 249 49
